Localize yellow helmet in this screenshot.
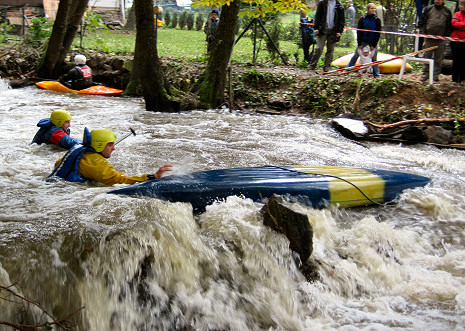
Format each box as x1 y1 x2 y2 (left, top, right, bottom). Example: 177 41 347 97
50 109 72 127
90 129 117 152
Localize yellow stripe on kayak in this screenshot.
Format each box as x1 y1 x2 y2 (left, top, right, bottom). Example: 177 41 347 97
292 166 385 207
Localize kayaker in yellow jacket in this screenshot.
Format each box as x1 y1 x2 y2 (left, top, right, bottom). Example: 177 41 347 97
50 128 172 185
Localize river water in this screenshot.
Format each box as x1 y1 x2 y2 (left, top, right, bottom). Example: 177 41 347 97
0 81 464 330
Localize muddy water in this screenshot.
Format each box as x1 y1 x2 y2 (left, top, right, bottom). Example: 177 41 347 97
0 82 464 330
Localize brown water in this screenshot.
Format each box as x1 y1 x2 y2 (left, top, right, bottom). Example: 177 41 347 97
0 82 464 330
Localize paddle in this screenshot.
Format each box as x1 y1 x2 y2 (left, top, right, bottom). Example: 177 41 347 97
115 128 136 145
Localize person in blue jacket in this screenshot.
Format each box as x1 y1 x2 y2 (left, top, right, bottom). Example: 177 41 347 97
345 3 382 78
32 109 81 150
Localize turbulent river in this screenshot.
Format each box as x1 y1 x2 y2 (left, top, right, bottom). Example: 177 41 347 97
0 81 464 330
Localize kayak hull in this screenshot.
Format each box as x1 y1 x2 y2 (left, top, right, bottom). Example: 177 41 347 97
36 81 123 96
108 166 430 212
331 53 413 74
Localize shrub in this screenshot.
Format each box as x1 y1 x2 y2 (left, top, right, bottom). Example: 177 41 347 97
339 29 355 48
195 12 204 31
264 14 281 62
179 10 187 29
282 21 299 42
0 21 12 43
29 17 52 41
164 8 172 27
186 11 195 30
26 17 53 47
171 10 178 29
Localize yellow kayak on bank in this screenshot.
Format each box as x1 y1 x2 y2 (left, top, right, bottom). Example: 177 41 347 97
332 53 413 74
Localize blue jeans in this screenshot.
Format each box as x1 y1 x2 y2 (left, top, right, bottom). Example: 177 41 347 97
346 45 380 78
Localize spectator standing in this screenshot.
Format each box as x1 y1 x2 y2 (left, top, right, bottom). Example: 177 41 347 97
419 0 452 81
375 1 386 27
345 3 382 78
384 2 399 53
204 8 219 53
309 0 345 72
346 1 356 28
451 0 465 83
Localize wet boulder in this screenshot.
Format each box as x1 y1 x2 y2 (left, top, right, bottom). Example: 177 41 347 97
424 125 453 145
401 126 427 142
331 117 369 140
261 194 313 262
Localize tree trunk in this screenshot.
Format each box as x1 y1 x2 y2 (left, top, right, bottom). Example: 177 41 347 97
132 0 180 112
192 0 241 109
36 0 88 78
124 5 136 31
36 0 71 78
60 0 89 61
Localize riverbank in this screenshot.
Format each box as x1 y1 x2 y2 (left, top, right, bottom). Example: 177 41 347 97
2 45 464 129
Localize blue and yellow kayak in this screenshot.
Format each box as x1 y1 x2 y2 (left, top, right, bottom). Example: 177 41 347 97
108 166 430 212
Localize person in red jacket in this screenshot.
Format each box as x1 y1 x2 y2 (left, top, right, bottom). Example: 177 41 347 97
32 109 81 149
451 0 465 83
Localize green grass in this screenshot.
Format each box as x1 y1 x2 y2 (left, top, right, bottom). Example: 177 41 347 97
76 28 355 66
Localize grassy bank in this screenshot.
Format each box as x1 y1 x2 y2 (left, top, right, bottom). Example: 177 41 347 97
76 28 355 66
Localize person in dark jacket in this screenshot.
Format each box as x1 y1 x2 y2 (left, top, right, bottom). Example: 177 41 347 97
300 17 315 63
204 8 219 53
419 0 453 81
61 54 93 90
309 0 345 72
346 3 382 78
32 109 81 150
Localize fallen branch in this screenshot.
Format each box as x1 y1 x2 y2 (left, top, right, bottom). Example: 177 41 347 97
364 118 465 132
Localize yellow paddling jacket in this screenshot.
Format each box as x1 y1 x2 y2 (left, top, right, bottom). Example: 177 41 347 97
78 152 148 185
51 146 148 185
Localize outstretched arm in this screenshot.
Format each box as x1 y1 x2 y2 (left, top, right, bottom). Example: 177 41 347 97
155 163 173 179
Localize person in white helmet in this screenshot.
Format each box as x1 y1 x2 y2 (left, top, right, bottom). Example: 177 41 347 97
61 54 93 90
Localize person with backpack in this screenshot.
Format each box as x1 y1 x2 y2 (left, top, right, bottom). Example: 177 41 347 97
300 17 315 63
419 0 453 82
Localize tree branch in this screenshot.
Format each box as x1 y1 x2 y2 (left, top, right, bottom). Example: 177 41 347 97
0 284 84 331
